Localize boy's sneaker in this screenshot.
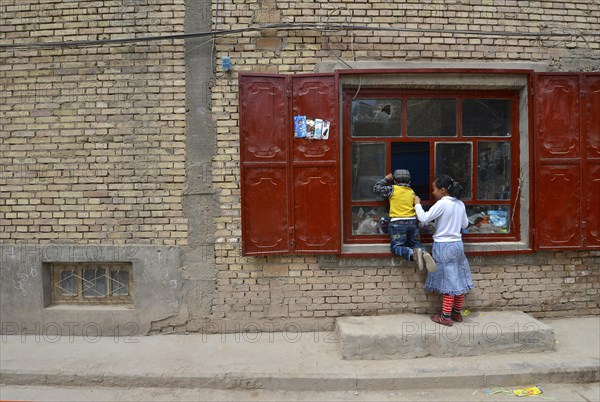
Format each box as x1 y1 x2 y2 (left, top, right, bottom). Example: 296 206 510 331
413 248 424 271
431 313 453 327
422 251 436 272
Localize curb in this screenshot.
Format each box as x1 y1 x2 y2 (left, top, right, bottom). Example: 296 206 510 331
2 366 598 391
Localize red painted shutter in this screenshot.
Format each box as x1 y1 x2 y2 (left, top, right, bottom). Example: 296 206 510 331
239 74 290 255
239 73 341 255
291 74 340 254
535 74 582 249
534 73 600 250
582 74 600 249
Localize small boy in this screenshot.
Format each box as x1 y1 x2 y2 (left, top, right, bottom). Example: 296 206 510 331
373 169 434 271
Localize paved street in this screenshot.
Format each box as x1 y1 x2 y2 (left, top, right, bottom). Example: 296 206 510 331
1 383 599 402
2 316 598 401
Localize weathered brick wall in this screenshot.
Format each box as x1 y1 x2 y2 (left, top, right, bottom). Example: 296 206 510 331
210 0 600 326
2 0 598 333
1 0 187 245
209 252 599 326
213 0 600 73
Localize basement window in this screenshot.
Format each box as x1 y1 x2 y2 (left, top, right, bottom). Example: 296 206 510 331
51 263 133 305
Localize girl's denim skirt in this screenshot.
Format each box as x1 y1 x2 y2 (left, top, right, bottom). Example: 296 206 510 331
424 241 475 295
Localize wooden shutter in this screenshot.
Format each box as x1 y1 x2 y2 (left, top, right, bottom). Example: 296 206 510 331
239 74 290 255
534 73 600 250
582 74 600 249
239 73 341 255
291 74 340 254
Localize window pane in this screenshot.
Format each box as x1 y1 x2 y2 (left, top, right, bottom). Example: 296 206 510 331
110 271 130 296
407 99 456 137
352 206 389 235
351 99 402 137
464 205 511 234
391 142 430 200
83 268 107 298
435 143 472 199
58 270 77 297
463 99 511 137
351 142 386 201
478 142 511 200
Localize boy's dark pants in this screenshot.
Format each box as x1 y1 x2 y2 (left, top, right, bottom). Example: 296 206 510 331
389 219 423 261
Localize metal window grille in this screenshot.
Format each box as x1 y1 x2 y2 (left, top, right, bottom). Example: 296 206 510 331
51 263 133 305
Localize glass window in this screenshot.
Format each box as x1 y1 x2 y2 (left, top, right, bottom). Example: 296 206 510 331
435 142 472 199
478 141 511 200
463 99 511 137
351 206 389 235
407 99 457 137
464 205 511 234
83 268 107 298
351 142 386 201
58 270 77 297
110 271 130 296
52 263 133 304
344 90 518 243
351 99 402 137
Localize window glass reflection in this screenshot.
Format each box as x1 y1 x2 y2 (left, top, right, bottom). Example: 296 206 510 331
351 143 386 201
58 270 77 297
407 99 456 137
110 271 130 296
351 206 389 235
435 142 472 199
464 205 511 234
83 268 107 298
351 99 402 137
478 142 511 200
463 99 511 137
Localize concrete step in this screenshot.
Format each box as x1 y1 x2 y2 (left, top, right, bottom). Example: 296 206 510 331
1 317 598 391
336 311 556 360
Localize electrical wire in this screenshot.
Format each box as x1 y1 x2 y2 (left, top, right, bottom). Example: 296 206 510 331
1 22 598 50
323 9 354 70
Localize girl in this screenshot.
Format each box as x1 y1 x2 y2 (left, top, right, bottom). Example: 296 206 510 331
413 175 474 327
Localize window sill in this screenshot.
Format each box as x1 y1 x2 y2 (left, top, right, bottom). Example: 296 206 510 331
340 241 532 256
45 304 134 311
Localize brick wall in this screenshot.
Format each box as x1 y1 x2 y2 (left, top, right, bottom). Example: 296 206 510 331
2 0 598 333
1 0 187 245
208 251 599 326
213 0 600 73
210 0 600 325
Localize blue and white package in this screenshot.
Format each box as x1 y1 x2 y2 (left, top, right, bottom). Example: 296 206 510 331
314 119 323 139
294 115 307 138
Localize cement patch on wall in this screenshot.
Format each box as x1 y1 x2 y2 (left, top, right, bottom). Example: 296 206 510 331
0 245 182 336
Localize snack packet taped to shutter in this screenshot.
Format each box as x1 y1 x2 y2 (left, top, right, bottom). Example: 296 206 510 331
294 115 307 138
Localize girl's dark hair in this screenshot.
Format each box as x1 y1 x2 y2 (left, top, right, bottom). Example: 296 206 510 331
434 175 463 198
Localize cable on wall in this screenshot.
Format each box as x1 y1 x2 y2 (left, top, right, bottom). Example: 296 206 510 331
2 22 599 50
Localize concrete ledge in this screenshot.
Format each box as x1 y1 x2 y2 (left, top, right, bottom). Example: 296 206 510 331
1 366 598 391
336 311 556 360
1 317 596 392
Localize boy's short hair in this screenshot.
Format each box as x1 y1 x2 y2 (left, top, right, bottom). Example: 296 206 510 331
393 169 411 184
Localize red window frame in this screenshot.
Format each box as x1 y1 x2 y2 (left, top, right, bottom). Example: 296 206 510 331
343 88 522 244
